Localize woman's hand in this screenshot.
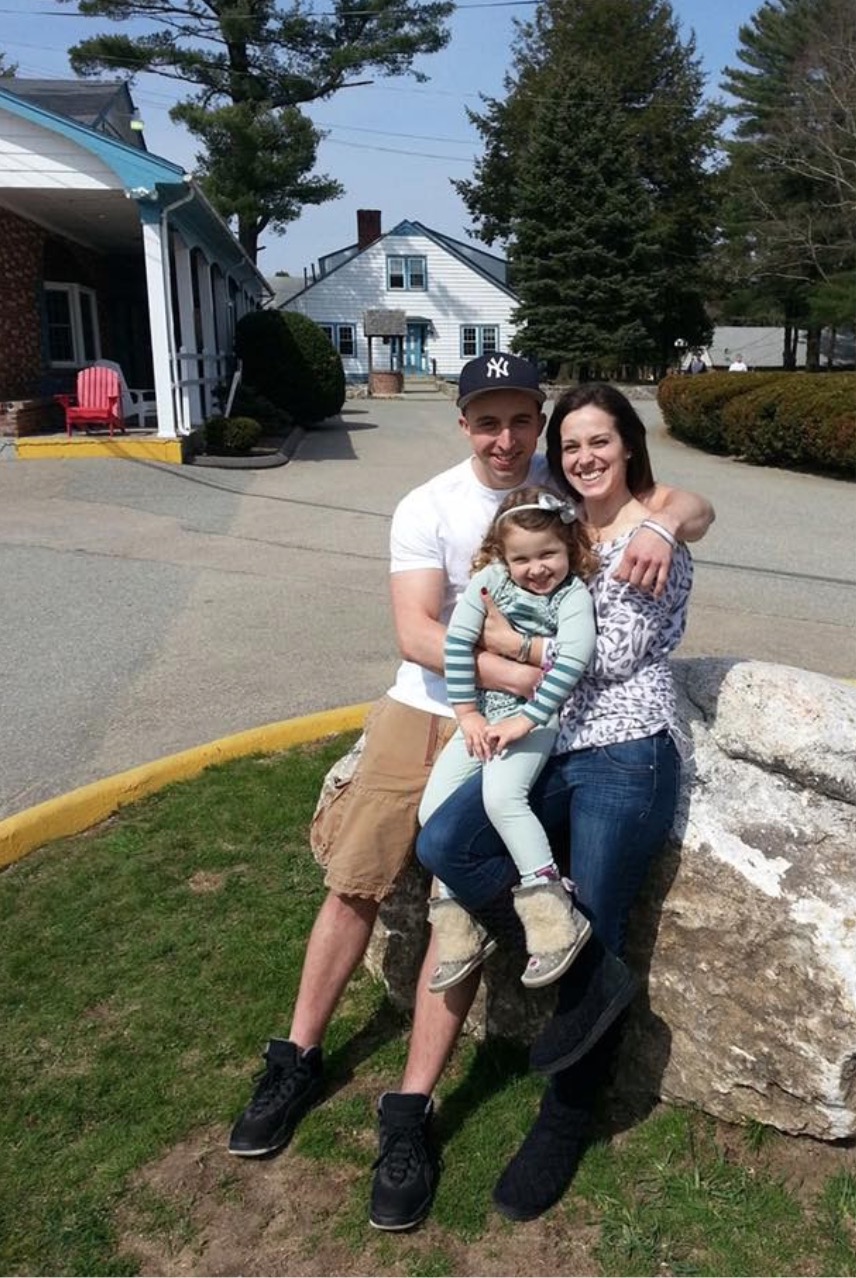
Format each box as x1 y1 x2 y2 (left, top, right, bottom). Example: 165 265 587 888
480 589 523 659
486 713 534 756
457 710 495 762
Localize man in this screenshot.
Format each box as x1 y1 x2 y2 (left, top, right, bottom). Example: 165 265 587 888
228 352 714 1229
728 353 749 372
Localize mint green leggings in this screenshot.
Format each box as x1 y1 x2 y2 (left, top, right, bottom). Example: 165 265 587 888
418 721 558 894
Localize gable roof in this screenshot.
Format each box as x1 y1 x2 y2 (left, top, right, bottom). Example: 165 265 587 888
285 217 518 305
1 78 145 149
0 82 269 291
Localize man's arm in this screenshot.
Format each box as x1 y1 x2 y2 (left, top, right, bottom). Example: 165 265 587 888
643 482 715 543
614 482 715 597
390 569 541 698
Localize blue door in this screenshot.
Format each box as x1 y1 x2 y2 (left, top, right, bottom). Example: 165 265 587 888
404 323 427 372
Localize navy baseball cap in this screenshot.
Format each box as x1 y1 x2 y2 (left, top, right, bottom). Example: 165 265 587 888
457 351 545 410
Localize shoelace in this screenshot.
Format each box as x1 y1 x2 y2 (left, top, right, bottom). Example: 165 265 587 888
248 1056 308 1114
371 1124 431 1185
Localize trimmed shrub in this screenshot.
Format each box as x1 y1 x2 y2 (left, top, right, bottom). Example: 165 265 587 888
204 415 263 455
657 372 788 452
235 310 345 425
659 370 855 477
721 374 856 475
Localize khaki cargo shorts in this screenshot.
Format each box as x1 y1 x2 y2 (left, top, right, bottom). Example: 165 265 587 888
309 695 456 901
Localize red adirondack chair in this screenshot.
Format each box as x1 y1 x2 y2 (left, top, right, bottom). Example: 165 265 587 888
55 365 126 437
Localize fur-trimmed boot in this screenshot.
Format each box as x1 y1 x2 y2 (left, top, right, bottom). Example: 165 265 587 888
427 897 498 993
512 878 592 989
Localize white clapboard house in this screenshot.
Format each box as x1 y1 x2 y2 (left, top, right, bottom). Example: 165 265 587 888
282 210 520 380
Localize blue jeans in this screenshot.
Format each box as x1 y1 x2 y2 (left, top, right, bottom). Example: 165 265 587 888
417 731 680 958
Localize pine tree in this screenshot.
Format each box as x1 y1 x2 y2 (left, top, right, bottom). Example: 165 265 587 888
58 0 454 261
455 0 721 371
509 60 662 378
720 0 856 368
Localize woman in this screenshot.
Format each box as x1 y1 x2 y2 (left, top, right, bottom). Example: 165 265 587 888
417 383 698 1222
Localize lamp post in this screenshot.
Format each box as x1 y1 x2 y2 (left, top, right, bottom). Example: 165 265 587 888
673 337 687 374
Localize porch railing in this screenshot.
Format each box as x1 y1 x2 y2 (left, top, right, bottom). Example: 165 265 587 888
171 348 234 434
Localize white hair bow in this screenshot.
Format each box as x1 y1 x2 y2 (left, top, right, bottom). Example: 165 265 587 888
536 491 578 523
496 490 578 525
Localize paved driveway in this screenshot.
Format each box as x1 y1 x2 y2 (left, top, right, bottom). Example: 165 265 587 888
1 393 853 819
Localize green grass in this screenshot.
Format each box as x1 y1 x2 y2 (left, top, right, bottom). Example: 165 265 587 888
1 737 854 1276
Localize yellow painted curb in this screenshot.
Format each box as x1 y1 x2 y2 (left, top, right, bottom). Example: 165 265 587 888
15 436 185 463
0 703 370 870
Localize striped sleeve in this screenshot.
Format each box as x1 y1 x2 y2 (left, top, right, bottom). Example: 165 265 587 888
523 579 596 726
443 567 494 705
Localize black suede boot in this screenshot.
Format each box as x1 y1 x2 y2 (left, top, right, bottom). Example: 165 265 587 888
493 1026 620 1222
529 935 638 1075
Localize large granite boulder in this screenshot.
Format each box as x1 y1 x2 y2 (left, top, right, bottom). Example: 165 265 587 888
617 658 856 1141
323 659 856 1141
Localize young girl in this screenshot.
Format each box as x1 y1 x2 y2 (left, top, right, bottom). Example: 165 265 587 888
418 486 598 993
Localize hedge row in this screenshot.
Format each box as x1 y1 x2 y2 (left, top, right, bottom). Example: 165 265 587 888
657 372 856 477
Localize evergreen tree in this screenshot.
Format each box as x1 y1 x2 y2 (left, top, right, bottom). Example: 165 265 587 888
455 0 721 371
509 61 661 378
720 0 856 368
58 0 454 261
179 102 343 258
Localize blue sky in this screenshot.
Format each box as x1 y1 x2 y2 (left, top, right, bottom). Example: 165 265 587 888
0 0 760 277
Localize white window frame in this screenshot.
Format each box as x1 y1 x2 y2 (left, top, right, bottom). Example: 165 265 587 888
460 324 499 358
387 255 427 291
320 322 357 358
44 282 102 367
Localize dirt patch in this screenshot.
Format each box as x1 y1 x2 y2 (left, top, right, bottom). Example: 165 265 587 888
117 1097 855 1278
187 866 248 894
714 1120 856 1206
118 1125 601 1277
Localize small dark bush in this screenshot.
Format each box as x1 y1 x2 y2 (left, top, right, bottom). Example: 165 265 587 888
231 385 293 435
204 415 263 455
235 310 345 425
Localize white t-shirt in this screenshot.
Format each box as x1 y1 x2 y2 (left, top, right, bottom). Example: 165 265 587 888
388 454 551 715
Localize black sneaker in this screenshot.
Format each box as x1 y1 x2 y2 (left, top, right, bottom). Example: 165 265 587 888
228 1039 324 1156
369 1092 437 1231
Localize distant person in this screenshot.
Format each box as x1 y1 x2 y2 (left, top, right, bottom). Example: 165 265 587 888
418 485 597 995
688 352 707 374
728 354 748 372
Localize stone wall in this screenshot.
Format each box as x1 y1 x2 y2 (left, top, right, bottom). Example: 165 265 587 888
356 659 856 1140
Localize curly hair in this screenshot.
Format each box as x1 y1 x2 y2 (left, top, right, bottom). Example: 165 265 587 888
473 486 599 580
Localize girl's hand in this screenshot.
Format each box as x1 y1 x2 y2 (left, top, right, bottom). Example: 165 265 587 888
458 710 495 762
486 714 534 755
479 589 522 659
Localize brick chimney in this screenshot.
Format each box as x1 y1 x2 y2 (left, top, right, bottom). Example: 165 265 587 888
357 209 382 251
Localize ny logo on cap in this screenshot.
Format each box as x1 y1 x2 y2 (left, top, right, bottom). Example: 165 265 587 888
485 356 510 379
